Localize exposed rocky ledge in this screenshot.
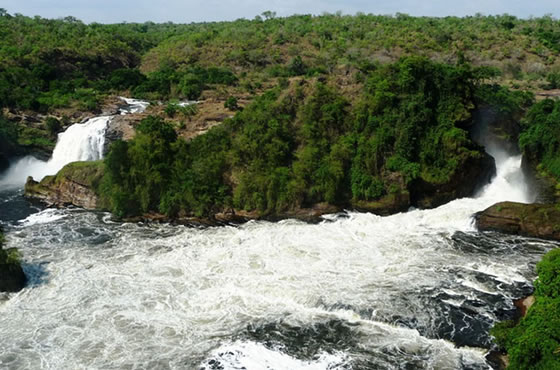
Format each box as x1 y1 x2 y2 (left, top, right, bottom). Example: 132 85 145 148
25 161 105 210
475 201 560 240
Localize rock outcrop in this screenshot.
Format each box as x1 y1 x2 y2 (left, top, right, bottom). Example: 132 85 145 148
103 112 146 155
475 201 560 240
353 191 411 216
0 232 26 292
412 151 496 209
25 161 105 210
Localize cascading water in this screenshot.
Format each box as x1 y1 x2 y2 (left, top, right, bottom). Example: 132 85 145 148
0 98 148 189
0 123 557 369
119 97 150 115
0 116 110 188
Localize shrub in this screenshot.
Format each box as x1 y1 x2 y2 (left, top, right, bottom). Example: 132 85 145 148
546 72 560 90
45 117 62 137
165 103 178 118
288 56 307 76
224 96 239 111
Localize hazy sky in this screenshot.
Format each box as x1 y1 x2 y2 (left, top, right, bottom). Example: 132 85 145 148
2 0 559 24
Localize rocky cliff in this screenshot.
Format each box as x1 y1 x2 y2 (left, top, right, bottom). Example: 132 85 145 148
25 161 105 210
412 151 496 209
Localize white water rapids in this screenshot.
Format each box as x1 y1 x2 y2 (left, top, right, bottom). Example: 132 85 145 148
0 116 557 369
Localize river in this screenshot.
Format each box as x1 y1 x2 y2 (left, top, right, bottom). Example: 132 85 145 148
0 102 557 369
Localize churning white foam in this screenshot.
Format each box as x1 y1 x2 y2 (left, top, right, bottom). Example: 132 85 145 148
1 198 554 369
18 208 68 227
201 341 348 370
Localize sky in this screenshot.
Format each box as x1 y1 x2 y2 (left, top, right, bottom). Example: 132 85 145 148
2 0 559 24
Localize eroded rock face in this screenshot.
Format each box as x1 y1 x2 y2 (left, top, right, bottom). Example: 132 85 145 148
475 201 560 240
103 113 145 155
24 162 104 210
470 105 522 157
521 154 559 204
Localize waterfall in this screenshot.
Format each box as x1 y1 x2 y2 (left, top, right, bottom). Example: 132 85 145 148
118 97 150 115
0 116 110 188
0 98 148 189
49 116 110 168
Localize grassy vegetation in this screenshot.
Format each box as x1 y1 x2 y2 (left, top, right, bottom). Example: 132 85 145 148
0 227 27 293
0 245 21 267
491 249 560 369
34 161 106 194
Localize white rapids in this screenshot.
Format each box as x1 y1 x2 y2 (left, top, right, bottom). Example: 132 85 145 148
0 122 556 369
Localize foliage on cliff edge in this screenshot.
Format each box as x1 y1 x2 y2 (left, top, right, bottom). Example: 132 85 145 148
492 249 560 369
100 57 499 218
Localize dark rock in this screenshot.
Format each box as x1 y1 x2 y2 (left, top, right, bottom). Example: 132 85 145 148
103 114 143 155
475 201 560 240
513 295 535 318
470 105 521 157
521 155 558 204
214 203 342 224
485 350 509 370
263 203 341 223
412 151 496 209
353 191 411 215
0 248 26 292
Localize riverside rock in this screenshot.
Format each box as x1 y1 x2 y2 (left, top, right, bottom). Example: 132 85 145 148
24 161 104 210
475 201 560 240
0 233 26 292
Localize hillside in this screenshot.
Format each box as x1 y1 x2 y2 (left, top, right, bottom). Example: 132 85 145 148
1 11 560 112
2 11 559 170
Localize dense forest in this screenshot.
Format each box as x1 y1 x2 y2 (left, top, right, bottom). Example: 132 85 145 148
0 9 559 112
97 57 518 219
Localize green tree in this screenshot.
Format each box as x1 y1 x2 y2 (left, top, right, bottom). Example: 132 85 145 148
45 117 62 137
224 96 239 111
